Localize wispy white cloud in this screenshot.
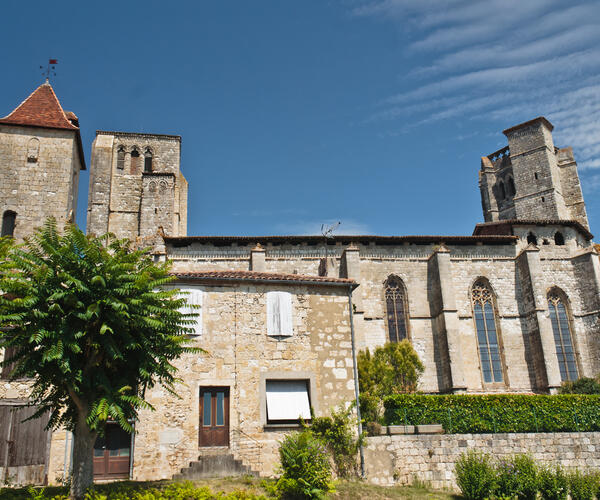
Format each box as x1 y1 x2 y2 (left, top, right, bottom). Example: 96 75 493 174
352 0 600 185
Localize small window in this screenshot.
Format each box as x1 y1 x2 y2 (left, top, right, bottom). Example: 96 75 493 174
534 172 539 180
1 211 16 237
27 138 39 163
144 149 153 173
266 380 311 423
554 232 565 245
177 286 203 336
508 177 516 196
541 196 545 202
117 146 125 170
267 291 293 336
130 148 140 173
498 181 506 200
527 232 537 245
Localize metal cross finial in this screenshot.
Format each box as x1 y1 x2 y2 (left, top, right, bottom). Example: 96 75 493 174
40 59 58 81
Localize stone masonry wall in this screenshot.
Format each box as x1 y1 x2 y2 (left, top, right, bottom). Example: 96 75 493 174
365 432 600 491
0 125 81 240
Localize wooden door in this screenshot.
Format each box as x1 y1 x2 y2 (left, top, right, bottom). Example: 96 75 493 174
93 424 131 479
199 387 229 447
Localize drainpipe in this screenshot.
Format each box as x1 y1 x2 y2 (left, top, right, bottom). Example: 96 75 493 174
348 285 365 479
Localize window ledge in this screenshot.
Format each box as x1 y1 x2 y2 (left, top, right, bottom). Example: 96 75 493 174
263 423 304 431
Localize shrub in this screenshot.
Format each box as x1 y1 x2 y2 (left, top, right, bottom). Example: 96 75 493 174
308 405 362 478
358 392 381 425
538 465 568 500
454 450 497 500
568 470 598 500
496 454 538 500
276 431 334 499
559 377 600 395
383 394 600 433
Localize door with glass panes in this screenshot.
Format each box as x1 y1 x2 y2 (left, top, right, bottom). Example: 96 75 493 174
93 423 131 479
199 387 229 446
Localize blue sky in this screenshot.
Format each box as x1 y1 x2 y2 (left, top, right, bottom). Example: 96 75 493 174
2 0 599 236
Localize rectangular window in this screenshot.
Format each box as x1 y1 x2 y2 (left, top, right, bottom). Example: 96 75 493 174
267 291 293 336
265 380 311 423
177 286 203 336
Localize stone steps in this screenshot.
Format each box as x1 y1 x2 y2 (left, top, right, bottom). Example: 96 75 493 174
173 452 257 480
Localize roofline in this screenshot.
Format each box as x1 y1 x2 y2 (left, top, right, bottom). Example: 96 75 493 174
96 130 181 141
473 219 593 240
0 122 86 170
503 116 554 135
165 234 518 246
173 275 359 289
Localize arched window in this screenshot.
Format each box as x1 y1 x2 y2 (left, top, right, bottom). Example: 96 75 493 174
117 146 125 170
384 276 409 342
27 138 40 163
471 279 504 384
130 148 140 173
508 177 516 196
554 232 565 245
144 148 153 173
498 181 506 200
527 232 537 245
548 290 578 381
1 211 16 237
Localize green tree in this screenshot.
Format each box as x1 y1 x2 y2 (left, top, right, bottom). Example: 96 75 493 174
357 340 424 424
0 219 200 499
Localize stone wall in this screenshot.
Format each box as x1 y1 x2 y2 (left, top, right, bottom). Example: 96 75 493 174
86 131 187 240
0 125 81 240
364 432 600 491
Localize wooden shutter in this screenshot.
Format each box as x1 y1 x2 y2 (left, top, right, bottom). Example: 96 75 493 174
266 380 310 421
179 286 203 336
267 291 293 336
1 346 19 379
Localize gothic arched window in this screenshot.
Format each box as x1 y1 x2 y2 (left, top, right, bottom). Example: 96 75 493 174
384 276 409 343
1 211 16 237
498 181 506 200
554 232 565 245
471 280 504 384
527 232 537 245
548 290 578 381
130 148 140 173
117 146 125 170
144 148 153 173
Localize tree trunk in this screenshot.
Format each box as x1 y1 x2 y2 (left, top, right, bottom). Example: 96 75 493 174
70 414 97 500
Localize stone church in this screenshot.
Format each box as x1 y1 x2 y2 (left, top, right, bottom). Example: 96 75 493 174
1 82 599 484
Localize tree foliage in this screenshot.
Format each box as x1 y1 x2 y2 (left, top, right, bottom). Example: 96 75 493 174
559 376 600 395
0 219 200 498
357 340 424 424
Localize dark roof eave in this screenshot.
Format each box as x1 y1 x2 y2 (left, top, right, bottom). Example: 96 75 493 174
165 234 517 246
173 274 359 289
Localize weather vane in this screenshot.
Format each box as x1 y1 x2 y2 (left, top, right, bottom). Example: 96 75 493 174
40 59 58 81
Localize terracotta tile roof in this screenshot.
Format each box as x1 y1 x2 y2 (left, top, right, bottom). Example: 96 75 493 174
173 270 357 287
473 219 593 240
0 82 78 130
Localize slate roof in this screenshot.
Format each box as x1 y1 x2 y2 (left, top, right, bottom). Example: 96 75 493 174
174 270 357 287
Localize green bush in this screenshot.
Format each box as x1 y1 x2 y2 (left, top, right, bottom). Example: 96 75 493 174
383 394 600 433
538 465 568 500
495 454 538 500
454 450 496 500
276 431 334 499
358 341 424 424
559 377 600 395
307 405 362 478
568 470 598 500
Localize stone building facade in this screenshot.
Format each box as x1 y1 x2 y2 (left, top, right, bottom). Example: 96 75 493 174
0 82 85 240
1 82 600 485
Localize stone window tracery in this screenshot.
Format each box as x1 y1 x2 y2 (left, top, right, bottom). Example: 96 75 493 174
385 276 409 343
548 290 578 381
471 280 504 384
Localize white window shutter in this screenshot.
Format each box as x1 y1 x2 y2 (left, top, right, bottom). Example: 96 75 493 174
266 380 311 421
179 286 203 337
267 291 293 336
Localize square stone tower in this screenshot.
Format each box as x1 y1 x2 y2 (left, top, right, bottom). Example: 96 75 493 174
479 117 588 228
0 81 86 240
87 131 187 241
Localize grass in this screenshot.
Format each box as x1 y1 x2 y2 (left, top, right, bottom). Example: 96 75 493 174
0 476 459 499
